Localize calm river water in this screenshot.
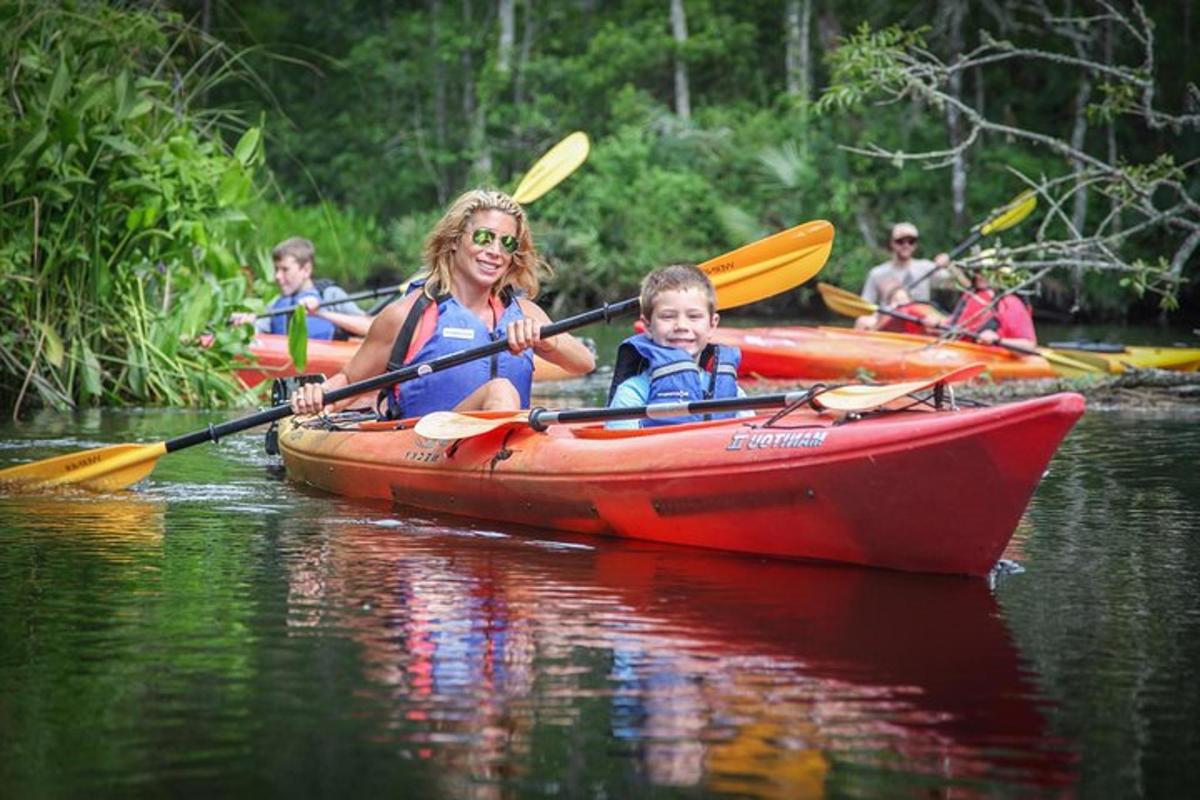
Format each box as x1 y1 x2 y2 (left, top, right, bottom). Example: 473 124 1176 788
1 379 1198 797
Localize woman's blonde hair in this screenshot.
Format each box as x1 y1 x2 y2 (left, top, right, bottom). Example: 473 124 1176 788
421 189 551 300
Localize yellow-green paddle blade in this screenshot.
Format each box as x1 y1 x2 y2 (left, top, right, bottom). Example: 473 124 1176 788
511 131 590 204
817 281 877 318
978 190 1037 236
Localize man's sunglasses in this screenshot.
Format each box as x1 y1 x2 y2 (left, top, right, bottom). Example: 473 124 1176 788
892 236 919 246
471 227 519 254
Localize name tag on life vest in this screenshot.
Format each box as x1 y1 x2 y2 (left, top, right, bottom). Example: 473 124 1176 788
442 327 476 340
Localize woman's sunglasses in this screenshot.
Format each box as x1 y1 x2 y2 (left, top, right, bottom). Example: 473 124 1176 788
471 227 519 254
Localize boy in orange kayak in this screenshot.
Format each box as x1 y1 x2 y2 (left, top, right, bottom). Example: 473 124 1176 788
606 264 749 429
289 189 594 417
230 237 367 339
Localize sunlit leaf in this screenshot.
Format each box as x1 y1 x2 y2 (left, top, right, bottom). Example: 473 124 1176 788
47 55 71 110
288 306 309 372
34 321 65 367
79 340 103 398
233 127 261 166
218 167 249 207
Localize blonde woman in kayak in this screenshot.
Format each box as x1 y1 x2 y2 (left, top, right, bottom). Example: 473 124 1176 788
290 189 594 417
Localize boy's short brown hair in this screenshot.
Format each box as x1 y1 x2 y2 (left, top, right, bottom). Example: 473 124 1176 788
272 237 316 268
639 263 717 318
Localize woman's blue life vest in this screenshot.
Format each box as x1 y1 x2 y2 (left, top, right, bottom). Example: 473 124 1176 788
383 288 534 420
607 334 742 427
266 286 339 340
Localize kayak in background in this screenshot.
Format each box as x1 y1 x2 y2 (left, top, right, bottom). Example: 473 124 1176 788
715 326 1061 382
279 391 1085 577
1047 340 1200 374
237 333 592 389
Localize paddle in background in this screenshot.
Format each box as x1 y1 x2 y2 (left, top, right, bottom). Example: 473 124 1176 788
413 363 988 441
0 220 835 492
258 131 592 371
900 190 1038 299
816 281 1105 375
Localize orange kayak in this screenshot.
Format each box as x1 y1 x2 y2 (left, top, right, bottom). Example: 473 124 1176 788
715 326 1058 382
279 392 1085 576
237 333 586 389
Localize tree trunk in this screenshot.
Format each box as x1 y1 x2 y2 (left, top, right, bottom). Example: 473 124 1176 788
431 0 449 203
498 0 515 75
1105 18 1121 237
514 0 534 106
942 0 967 232
785 0 812 101
670 0 690 121
462 0 492 178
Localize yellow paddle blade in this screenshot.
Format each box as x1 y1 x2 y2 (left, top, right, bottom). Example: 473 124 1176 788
511 131 590 204
1038 347 1109 375
816 281 876 318
414 411 529 441
0 441 167 492
703 220 834 310
814 363 987 412
979 190 1037 236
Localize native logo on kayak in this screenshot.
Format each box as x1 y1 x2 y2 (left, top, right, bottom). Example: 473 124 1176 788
726 430 827 451
406 436 450 462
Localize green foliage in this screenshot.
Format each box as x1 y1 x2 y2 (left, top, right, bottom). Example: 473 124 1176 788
816 24 929 114
0 1 264 412
243 199 401 288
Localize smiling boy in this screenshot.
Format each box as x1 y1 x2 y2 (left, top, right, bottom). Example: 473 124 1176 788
605 264 748 429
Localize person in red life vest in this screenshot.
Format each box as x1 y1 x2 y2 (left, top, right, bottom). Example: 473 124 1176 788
945 269 1038 350
289 189 595 417
871 278 946 335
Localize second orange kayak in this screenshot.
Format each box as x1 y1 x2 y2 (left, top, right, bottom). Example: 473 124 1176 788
715 326 1058 382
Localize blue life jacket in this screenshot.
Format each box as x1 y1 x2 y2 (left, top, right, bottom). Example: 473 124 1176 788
267 287 337 340
384 290 533 419
608 334 741 427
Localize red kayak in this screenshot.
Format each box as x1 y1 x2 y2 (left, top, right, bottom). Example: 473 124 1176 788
236 333 586 389
715 325 1058 382
279 392 1084 576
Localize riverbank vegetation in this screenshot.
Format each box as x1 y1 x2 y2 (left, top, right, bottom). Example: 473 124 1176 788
2 0 1196 412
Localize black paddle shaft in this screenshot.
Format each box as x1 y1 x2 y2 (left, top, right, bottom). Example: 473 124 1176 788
877 304 1042 358
255 282 408 318
164 297 642 453
527 389 815 430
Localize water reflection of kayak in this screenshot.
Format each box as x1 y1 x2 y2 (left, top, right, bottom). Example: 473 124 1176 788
236 333 589 389
279 392 1085 576
295 523 1077 795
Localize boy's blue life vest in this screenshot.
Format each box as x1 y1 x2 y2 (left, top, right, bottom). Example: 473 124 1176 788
268 278 358 340
608 334 741 427
383 286 533 419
